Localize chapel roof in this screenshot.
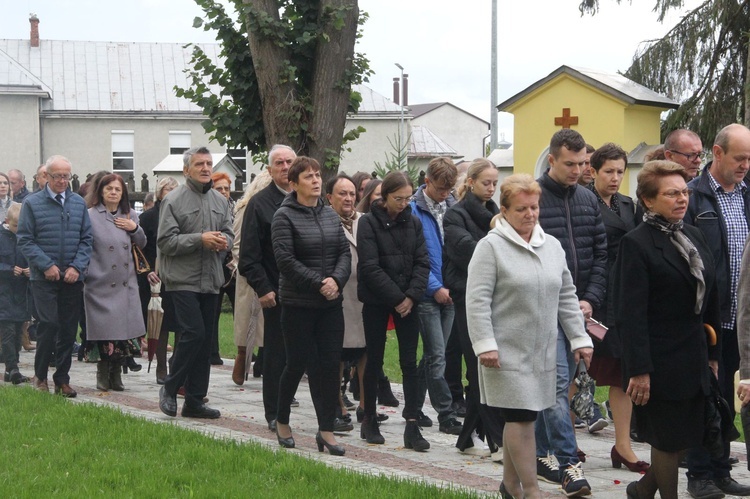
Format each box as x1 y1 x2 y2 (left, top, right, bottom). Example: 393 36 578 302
498 65 680 111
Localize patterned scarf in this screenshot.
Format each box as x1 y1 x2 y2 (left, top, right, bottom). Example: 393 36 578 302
339 211 356 235
643 211 705 313
587 183 620 216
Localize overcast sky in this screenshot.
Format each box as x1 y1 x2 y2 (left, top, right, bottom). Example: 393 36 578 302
0 0 702 144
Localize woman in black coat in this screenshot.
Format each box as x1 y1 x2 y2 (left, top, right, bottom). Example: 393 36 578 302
443 159 504 459
585 144 646 472
271 157 351 456
357 171 431 451
613 161 721 499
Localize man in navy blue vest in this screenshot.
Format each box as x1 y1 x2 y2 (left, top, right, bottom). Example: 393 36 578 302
17 155 92 397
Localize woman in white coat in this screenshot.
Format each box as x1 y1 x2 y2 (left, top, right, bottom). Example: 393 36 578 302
466 174 593 499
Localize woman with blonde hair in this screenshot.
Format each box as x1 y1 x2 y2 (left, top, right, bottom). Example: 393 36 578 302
444 158 504 459
467 173 592 499
230 170 273 384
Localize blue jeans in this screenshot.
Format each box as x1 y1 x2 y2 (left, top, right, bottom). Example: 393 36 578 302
416 301 457 423
535 324 579 470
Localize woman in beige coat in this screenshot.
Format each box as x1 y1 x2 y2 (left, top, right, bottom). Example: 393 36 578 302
230 171 272 385
466 174 593 499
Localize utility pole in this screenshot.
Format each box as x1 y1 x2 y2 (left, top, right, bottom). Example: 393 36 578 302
395 62 405 166
490 0 498 152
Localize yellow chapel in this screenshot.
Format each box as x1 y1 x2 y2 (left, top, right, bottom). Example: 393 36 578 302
498 65 679 195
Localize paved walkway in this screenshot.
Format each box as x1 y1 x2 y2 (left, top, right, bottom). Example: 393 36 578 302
8 349 750 497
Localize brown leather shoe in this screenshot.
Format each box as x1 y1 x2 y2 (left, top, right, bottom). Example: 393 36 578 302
54 383 77 398
33 377 50 393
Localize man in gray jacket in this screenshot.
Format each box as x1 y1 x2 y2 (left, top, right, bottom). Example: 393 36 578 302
157 147 234 419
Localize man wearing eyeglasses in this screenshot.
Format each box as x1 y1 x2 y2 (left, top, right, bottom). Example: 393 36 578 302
409 157 463 436
684 123 750 499
665 129 704 179
17 155 92 398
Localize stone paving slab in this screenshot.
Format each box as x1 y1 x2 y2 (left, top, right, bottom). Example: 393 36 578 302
7 349 750 497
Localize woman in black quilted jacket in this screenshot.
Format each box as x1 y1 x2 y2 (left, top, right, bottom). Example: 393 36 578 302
443 158 505 460
357 171 431 451
271 157 351 456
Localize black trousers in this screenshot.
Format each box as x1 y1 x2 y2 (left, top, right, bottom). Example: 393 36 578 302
453 301 505 450
445 320 465 403
686 326 738 480
363 303 420 420
262 304 286 423
164 291 218 409
277 304 344 431
31 280 83 385
0 321 23 372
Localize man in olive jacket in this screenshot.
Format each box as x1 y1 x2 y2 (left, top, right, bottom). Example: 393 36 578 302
157 147 234 419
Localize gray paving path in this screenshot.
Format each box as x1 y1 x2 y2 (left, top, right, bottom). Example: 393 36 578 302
8 349 750 497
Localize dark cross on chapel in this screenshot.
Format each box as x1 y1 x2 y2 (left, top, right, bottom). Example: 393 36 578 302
554 108 579 129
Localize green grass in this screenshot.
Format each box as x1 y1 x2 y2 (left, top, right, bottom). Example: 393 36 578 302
0 387 478 498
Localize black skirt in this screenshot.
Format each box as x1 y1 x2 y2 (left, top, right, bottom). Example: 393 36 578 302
633 389 705 452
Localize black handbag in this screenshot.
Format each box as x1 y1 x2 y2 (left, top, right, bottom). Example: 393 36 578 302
704 374 740 458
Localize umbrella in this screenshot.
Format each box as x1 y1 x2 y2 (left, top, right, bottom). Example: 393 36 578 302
570 359 596 421
146 282 164 373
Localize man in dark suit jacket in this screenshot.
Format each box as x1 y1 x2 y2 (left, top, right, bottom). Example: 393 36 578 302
683 124 750 498
238 144 296 431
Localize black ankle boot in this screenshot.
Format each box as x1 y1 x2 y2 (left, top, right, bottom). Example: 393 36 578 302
360 415 385 444
403 420 430 452
377 376 399 407
123 356 142 374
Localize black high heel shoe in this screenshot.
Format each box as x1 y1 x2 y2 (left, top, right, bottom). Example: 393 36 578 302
276 426 295 449
316 432 345 456
122 356 142 374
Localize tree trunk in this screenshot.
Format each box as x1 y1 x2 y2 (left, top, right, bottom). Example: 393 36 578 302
244 0 302 153
307 0 359 186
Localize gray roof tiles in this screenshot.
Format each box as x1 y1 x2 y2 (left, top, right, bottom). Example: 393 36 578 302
0 38 398 116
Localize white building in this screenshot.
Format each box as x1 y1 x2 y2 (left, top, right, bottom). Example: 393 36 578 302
1 16 490 190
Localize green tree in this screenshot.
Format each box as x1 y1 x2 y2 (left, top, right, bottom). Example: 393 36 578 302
579 0 750 144
175 0 371 181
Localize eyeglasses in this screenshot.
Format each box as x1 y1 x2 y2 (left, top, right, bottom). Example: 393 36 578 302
391 196 414 204
214 186 230 192
48 173 71 181
659 188 692 199
668 150 704 162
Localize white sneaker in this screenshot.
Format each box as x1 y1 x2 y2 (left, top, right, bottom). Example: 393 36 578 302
491 446 503 463
459 431 491 457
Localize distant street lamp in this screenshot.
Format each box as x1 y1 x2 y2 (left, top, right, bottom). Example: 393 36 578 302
395 62 405 164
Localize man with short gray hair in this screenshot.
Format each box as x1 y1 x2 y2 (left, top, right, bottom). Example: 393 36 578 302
157 146 234 419
8 169 29 203
238 144 296 431
17 155 92 397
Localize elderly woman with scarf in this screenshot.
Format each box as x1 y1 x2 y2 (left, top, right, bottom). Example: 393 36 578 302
613 161 721 499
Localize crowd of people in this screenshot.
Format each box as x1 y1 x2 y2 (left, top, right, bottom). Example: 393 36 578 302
3 125 750 497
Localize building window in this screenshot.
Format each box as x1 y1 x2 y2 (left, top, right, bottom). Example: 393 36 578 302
112 131 134 176
227 147 246 170
169 131 191 155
